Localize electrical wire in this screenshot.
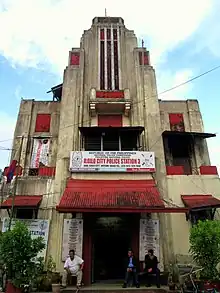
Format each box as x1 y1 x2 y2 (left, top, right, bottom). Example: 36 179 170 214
0 63 219 155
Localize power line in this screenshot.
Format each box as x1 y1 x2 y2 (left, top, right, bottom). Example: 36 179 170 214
59 63 220 131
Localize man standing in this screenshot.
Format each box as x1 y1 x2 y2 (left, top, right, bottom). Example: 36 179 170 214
122 249 140 288
61 250 84 289
144 249 160 288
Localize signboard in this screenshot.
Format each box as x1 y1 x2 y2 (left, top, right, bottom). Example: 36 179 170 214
69 151 155 172
139 219 159 261
62 219 83 261
31 138 50 168
2 218 50 259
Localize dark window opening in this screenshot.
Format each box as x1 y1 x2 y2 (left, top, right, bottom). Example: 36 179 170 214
166 136 193 175
113 29 117 40
107 29 111 40
16 208 38 219
103 132 119 151
188 209 215 225
84 135 101 151
29 168 39 176
114 41 119 90
120 132 138 151
100 41 105 90
84 130 139 151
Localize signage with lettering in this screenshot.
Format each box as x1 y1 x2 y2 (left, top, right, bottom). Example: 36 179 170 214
139 219 160 261
69 151 155 172
62 219 83 261
2 218 50 259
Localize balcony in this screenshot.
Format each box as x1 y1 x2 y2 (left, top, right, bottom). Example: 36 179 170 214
89 88 131 116
166 165 218 176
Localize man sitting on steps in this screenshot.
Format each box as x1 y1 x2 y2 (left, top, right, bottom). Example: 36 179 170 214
144 249 160 288
61 249 84 290
122 249 140 288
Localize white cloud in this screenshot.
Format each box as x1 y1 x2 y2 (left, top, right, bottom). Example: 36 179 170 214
0 112 16 169
208 139 220 174
0 0 215 73
157 69 194 100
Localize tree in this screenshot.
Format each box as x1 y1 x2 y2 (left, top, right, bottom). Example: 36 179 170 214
189 220 220 280
0 220 45 290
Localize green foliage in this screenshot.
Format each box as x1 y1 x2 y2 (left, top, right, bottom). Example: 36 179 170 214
0 220 45 289
189 220 220 280
46 255 56 273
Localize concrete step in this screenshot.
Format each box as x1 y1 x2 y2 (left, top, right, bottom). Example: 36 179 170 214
62 286 168 293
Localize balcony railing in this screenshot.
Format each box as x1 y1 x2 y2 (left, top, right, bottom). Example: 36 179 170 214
166 165 218 176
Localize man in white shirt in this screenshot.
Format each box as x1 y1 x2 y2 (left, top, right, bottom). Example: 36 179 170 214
61 249 84 289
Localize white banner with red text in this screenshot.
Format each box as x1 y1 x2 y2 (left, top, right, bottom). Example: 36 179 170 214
69 151 155 172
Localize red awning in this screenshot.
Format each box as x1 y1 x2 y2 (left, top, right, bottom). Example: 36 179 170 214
181 195 220 210
0 195 43 209
57 179 187 213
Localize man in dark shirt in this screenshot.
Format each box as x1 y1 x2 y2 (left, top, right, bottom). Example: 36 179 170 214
144 249 160 288
122 249 140 288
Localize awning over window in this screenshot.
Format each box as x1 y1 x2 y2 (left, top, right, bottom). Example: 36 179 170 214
79 126 145 136
0 195 43 209
181 195 220 210
57 179 187 213
162 130 216 139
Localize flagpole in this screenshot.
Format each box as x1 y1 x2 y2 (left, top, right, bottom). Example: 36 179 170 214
8 135 24 231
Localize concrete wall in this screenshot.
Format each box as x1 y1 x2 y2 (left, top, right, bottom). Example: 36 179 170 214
12 100 60 171
167 175 220 258
159 99 204 132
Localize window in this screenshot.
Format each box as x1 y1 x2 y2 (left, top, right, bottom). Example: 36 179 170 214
188 209 215 225
16 208 38 219
165 135 193 174
84 129 139 151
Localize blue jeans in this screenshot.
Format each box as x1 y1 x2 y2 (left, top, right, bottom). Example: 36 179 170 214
124 268 139 285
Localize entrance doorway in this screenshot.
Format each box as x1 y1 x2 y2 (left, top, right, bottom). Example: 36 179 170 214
92 214 138 282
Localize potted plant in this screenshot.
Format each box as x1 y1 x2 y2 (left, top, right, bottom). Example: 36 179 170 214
190 220 220 289
168 264 179 290
39 256 61 293
0 221 45 293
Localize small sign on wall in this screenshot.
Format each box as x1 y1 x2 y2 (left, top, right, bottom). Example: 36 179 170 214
139 219 160 261
62 219 83 261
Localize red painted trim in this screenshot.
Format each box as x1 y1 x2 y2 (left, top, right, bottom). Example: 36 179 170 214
200 166 218 175
169 113 184 124
98 115 122 127
38 167 56 177
1 195 42 209
56 207 188 213
100 29 105 40
96 91 124 99
70 52 80 65
35 114 51 132
169 113 185 132
166 166 184 175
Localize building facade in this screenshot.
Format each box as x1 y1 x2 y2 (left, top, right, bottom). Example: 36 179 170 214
1 16 220 285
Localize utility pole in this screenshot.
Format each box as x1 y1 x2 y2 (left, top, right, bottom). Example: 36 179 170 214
8 136 24 231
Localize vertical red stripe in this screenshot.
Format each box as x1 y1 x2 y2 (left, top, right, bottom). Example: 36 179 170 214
107 41 112 90
100 29 104 40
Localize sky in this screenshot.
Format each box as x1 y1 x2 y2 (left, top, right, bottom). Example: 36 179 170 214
0 0 219 173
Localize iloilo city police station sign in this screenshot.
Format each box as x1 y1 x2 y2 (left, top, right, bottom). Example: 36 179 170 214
69 151 155 172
